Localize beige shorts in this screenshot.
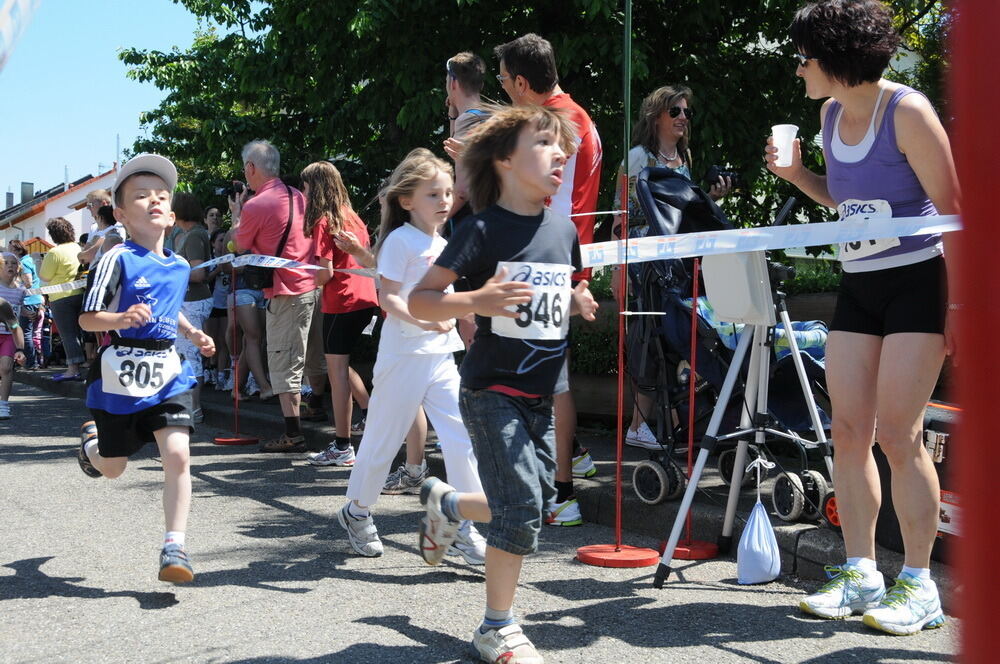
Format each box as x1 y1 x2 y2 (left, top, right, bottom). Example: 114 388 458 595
265 289 319 394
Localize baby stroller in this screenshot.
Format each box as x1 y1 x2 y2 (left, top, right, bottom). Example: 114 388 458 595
625 167 834 524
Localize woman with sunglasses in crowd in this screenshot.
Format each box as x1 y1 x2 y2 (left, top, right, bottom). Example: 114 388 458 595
612 85 733 449
765 0 958 636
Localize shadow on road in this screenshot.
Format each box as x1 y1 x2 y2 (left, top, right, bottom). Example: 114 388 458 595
0 556 179 610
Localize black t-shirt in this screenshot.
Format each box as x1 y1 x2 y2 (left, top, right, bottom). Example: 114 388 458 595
435 205 582 395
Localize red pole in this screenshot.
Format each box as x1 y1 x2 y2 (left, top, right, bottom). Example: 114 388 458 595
952 3 997 662
685 258 700 543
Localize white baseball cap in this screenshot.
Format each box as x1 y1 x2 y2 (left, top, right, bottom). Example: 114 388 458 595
112 153 178 200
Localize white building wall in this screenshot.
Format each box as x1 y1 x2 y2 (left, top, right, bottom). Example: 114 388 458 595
1 170 116 247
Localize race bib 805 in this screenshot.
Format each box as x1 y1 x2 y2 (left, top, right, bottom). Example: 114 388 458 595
101 345 182 398
838 198 900 261
491 261 572 341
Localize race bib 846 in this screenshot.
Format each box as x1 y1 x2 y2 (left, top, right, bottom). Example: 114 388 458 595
491 261 572 341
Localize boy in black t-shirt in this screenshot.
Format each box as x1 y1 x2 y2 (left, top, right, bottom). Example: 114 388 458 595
410 106 598 664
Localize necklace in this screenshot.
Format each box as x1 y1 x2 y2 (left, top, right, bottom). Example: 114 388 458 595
658 147 679 162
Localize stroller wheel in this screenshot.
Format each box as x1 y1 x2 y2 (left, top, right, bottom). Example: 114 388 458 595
663 458 687 501
772 473 805 522
822 490 842 532
716 446 759 488
633 460 670 505
801 470 829 521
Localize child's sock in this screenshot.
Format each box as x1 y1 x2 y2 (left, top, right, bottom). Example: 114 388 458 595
441 491 462 522
347 502 370 519
284 416 301 437
334 436 352 451
900 565 932 582
405 460 426 477
480 607 515 633
164 531 185 548
84 438 100 460
555 480 574 503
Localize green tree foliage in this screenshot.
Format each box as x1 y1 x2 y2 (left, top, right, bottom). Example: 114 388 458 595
121 0 949 232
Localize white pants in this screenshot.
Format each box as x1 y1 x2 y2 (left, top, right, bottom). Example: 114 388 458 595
346 351 482 507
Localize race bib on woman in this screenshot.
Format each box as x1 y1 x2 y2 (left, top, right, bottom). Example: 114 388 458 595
491 261 572 341
101 345 182 398
837 198 900 261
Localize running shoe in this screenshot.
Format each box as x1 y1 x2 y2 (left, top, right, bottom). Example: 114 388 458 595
418 477 461 566
307 443 356 466
351 416 366 436
158 543 194 583
625 421 659 450
337 503 384 557
382 462 427 495
77 421 102 478
447 520 487 565
472 623 543 664
799 564 886 619
862 574 945 635
571 448 597 478
546 497 583 527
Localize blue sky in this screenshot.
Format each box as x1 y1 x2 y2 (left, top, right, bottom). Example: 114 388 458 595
0 0 201 201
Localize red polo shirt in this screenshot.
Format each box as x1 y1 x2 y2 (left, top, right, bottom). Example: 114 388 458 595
236 177 316 298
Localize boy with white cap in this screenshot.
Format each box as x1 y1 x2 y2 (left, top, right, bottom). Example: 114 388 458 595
76 153 215 583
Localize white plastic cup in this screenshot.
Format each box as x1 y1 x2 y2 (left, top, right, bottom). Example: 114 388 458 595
771 124 799 167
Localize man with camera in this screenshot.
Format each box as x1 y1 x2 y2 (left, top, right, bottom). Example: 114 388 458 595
230 139 320 453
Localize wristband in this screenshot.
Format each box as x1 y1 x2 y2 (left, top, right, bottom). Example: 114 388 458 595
15 348 24 353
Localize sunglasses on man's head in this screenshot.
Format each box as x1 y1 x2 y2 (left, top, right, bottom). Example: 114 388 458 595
668 106 694 120
792 53 818 66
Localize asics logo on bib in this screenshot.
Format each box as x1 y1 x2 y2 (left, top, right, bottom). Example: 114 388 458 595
133 276 152 289
838 202 879 218
511 264 568 287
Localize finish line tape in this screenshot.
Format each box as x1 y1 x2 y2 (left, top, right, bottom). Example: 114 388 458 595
581 214 960 268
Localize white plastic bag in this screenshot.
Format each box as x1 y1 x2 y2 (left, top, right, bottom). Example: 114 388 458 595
737 457 781 584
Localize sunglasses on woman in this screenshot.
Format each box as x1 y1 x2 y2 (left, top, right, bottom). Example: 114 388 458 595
668 106 694 119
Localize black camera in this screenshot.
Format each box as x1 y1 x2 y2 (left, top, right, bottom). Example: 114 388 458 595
214 181 246 198
703 165 742 191
767 260 796 286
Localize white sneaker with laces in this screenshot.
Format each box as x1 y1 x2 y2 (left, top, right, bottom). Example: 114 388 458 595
382 462 426 495
337 503 383 557
545 497 583 526
448 520 487 565
799 564 886 619
571 448 597 478
308 443 356 467
625 421 659 450
472 623 543 664
862 574 945 635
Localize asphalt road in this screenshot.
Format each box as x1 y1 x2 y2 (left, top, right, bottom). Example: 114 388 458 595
0 383 957 663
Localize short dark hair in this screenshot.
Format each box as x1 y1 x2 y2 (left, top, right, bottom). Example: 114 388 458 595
494 33 559 94
447 52 486 96
172 192 204 225
462 105 577 212
790 0 900 87
96 205 116 228
46 217 76 245
7 239 26 258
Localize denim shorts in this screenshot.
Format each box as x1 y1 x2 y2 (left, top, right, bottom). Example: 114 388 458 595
234 288 267 309
459 387 556 556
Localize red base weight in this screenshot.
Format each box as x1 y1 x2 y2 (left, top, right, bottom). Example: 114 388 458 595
670 539 719 560
576 544 660 568
214 435 259 446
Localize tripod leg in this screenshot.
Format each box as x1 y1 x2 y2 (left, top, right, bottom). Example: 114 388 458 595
654 328 754 588
719 324 764 552
778 306 834 477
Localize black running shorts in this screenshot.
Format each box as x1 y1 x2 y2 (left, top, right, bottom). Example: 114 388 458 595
90 390 194 458
322 307 378 355
830 256 946 337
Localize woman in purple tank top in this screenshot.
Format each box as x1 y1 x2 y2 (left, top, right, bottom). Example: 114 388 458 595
764 1 959 636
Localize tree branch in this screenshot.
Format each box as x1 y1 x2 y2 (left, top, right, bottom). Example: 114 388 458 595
898 0 939 37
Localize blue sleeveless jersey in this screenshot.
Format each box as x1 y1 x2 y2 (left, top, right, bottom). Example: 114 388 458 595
83 241 198 414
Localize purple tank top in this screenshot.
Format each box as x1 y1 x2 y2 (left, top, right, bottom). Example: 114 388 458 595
823 86 941 272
